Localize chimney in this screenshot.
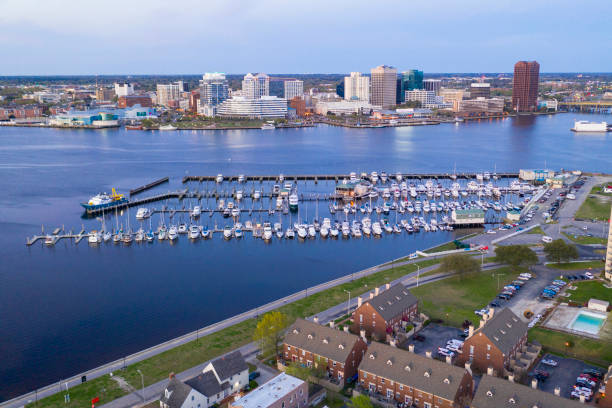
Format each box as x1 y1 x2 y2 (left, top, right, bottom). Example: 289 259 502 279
487 367 494 376
357 296 362 307
385 283 390 290
313 316 319 324
468 325 474 337
579 394 586 403
488 307 495 319
445 355 452 365
531 378 538 389
554 386 561 396
408 344 415 353
390 339 396 347
425 351 432 359
169 372 175 379
343 326 349 332
330 321 335 328
479 319 486 329
375 287 380 296
360 329 367 341
370 292 374 299
508 374 514 383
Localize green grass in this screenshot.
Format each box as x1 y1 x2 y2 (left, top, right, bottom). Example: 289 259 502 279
528 327 612 366
527 226 544 235
424 241 459 253
28 258 440 408
566 280 612 304
411 266 523 328
562 232 607 245
546 260 605 270
575 195 611 221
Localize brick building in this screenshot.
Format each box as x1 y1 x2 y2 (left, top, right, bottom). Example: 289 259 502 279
118 95 153 108
512 61 540 112
0 106 43 120
282 318 367 385
599 364 612 407
358 342 473 408
231 373 307 408
289 97 306 117
351 283 418 340
457 308 528 376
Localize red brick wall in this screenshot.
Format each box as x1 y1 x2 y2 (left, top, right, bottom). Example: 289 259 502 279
457 332 526 375
118 96 152 108
351 302 418 340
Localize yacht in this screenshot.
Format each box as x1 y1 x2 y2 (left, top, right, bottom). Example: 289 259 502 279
136 207 150 220
178 223 187 234
372 222 382 236
192 206 201 217
145 230 154 242
189 225 200 240
157 225 167 240
223 226 233 240
201 226 211 239
102 230 111 242
253 190 261 200
88 231 100 244
234 227 243 238
231 207 240 218
308 225 316 238
135 229 144 242
238 174 245 183
297 225 307 239
285 228 295 239
236 190 243 200
261 123 275 130
320 227 329 238
263 224 273 241
330 225 339 238
380 171 388 183
395 172 402 182
122 231 133 244
216 174 224 183
159 124 177 131
168 226 178 241
370 171 379 184
289 194 299 212
44 235 55 246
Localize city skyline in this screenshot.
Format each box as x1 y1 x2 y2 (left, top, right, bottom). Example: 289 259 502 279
1 0 611 75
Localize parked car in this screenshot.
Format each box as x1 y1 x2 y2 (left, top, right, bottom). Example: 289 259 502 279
576 378 597 388
437 347 455 357
249 371 260 381
490 301 501 307
582 369 603 379
542 236 553 243
541 358 558 367
498 294 511 300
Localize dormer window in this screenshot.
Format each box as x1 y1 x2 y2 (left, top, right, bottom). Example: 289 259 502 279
443 377 450 384
404 364 413 372
338 344 345 350
386 359 393 366
424 370 431 378
500 329 506 335
387 301 392 305
493 336 499 341
395 296 400 300
509 396 517 404
369 353 376 359
506 323 512 328
307 334 313 339
293 329 299 334
323 338 329 344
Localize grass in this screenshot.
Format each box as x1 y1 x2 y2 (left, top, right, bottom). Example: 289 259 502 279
562 232 607 245
528 327 612 367
546 260 605 270
410 266 523 328
28 258 440 408
566 280 612 305
424 241 460 253
527 226 544 235
575 194 611 221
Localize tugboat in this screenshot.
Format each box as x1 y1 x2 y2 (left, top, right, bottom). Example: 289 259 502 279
81 188 128 213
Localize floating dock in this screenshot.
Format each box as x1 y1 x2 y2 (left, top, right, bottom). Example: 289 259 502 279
130 177 169 196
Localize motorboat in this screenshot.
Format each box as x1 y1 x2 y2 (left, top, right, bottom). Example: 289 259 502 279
320 227 329 238
236 190 243 200
231 207 240 218
395 172 402 182
308 225 316 238
135 229 144 242
372 222 382 236
297 225 307 239
289 194 299 212
159 124 177 131
370 171 378 184
285 228 295 239
216 174 224 183
234 227 243 238
122 231 133 244
157 225 167 240
223 226 233 240
263 224 273 241
178 223 187 234
88 230 100 244
192 206 201 217
201 226 211 239
189 225 200 239
44 235 55 246
380 171 388 183
238 174 245 183
168 226 178 241
135 207 150 220
253 190 261 200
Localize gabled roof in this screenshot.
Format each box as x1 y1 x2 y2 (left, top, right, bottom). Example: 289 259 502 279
160 377 193 408
210 350 248 380
476 308 528 356
472 375 585 408
365 284 418 322
186 371 228 397
284 318 362 363
358 342 469 402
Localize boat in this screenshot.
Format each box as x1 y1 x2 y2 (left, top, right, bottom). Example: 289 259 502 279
285 228 295 239
571 120 608 132
125 125 143 130
297 225 307 239
231 207 240 218
81 188 128 212
44 235 55 246
189 225 200 239
320 227 329 238
253 190 261 200
223 226 233 240
168 226 178 241
201 226 211 239
261 123 275 130
88 230 100 244
157 225 167 240
308 225 316 238
234 227 243 238
159 124 177 131
135 207 150 220
263 224 273 241
216 174 224 183
238 174 245 183
135 228 144 242
122 231 133 244
289 194 299 212
380 171 388 183
178 223 187 234
102 230 111 242
372 222 383 236
395 172 402 182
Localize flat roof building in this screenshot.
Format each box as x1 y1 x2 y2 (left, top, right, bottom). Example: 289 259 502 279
230 374 307 408
423 79 442 94
512 61 540 112
284 80 304 101
344 72 370 103
216 96 287 118
371 65 397 109
469 83 491 99
242 73 269 99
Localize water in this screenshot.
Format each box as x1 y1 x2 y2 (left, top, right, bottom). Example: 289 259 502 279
570 311 606 335
0 112 610 401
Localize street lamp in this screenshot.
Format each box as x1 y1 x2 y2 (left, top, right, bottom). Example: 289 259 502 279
416 265 420 287
343 289 351 317
136 369 145 402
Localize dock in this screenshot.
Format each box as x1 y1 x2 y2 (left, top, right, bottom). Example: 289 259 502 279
130 177 169 196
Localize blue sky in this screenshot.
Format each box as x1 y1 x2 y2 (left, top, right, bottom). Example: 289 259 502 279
1 0 610 74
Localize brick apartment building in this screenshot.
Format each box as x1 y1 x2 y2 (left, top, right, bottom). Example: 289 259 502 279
457 308 528 376
231 373 308 408
0 106 43 120
282 318 367 385
351 283 418 340
118 95 153 108
599 364 612 407
358 342 473 408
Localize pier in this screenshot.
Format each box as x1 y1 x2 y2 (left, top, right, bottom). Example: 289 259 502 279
130 177 169 196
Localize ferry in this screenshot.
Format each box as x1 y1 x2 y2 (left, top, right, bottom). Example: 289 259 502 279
81 188 128 212
571 120 608 132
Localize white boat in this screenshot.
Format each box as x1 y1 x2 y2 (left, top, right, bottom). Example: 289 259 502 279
201 227 210 239
234 227 243 238
157 226 167 240
308 225 316 238
44 235 55 246
122 231 133 244
168 226 178 240
192 206 201 217
330 226 339 238
238 174 245 183
253 190 261 200
189 225 200 239
289 194 299 212
380 171 388 183
297 225 307 239
395 172 402 182
159 124 177 131
263 225 273 241
216 174 224 183
231 207 240 218
370 171 379 183
223 226 233 240
178 223 187 234
236 190 243 200
261 123 275 130
135 207 150 220
571 120 608 132
285 228 295 239
102 231 111 242
135 229 144 242
320 227 329 238
88 231 100 244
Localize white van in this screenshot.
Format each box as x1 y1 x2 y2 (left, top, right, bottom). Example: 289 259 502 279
542 236 553 243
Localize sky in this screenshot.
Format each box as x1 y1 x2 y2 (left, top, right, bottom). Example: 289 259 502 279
1 0 611 75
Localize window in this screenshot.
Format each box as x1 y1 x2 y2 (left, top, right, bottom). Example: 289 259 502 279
285 352 288 357
487 344 491 351
469 345 475 355
381 378 385 384
299 389 303 396
192 396 195 401
282 402 285 408
333 361 336 367
301 350 305 356
399 385 403 390
486 353 490 360
360 314 363 323
424 403 432 408
386 389 393 398
405 396 412 404
363 372 367 378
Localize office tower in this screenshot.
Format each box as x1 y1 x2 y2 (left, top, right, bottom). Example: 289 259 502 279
344 72 370 102
199 73 229 106
114 83 134 97
156 82 182 106
470 83 491 99
242 73 270 99
512 61 540 112
423 79 442 94
370 65 397 108
284 80 304 100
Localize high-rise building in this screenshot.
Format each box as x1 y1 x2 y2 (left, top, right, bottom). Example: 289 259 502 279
156 82 182 106
199 73 229 107
470 83 491 99
606 205 612 281
95 87 114 102
344 72 370 102
399 70 424 103
114 83 134 97
284 80 304 100
423 79 442 94
512 61 540 112
370 65 397 108
242 73 270 99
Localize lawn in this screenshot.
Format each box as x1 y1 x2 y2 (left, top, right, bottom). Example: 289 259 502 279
411 266 523 328
528 327 612 367
424 241 459 253
27 258 440 408
566 280 612 304
546 260 605 270
574 195 611 221
527 226 544 235
562 232 607 245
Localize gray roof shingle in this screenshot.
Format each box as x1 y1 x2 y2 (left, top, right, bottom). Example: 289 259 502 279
365 285 417 322
186 371 228 397
160 377 193 408
472 375 586 408
210 350 248 381
477 308 528 356
284 318 361 363
358 342 469 402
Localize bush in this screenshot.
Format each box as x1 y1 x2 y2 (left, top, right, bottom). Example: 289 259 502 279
423 319 431 327
405 324 414 332
249 380 258 389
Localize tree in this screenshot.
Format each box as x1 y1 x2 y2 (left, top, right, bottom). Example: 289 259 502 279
348 394 373 408
285 361 325 381
544 239 579 263
439 254 481 279
494 245 538 268
253 311 289 358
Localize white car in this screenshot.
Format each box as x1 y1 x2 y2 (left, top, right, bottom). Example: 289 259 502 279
486 229 496 234
542 236 553 243
437 347 455 357
541 358 558 367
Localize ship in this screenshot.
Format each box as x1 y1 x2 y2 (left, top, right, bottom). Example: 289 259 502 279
81 188 128 212
571 120 608 132
125 125 143 130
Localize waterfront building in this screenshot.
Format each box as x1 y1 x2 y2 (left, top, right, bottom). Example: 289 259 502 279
117 95 152 108
156 82 183 107
401 70 424 93
537 99 558 111
606 205 612 281
351 283 418 340
314 100 371 115
457 98 504 114
371 65 397 108
344 72 370 103
439 89 464 111
230 374 307 408
216 96 287 118
123 105 157 119
469 83 490 99
404 90 449 109
189 91 200 113
423 79 442 94
95 87 114 102
114 83 134 97
512 61 540 112
199 73 229 107
0 106 43 120
357 342 473 408
242 73 270 99
282 318 368 386
284 80 304 101
289 97 306 117
451 208 485 225
49 112 119 127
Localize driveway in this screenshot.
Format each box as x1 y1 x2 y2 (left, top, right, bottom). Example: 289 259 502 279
532 354 603 399
398 324 464 358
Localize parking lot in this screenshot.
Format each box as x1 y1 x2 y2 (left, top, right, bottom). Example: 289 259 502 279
399 324 464 358
532 353 603 401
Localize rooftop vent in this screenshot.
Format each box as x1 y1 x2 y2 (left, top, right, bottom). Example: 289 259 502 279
307 334 313 339
369 353 376 360
486 390 494 397
386 359 393 366
424 369 431 378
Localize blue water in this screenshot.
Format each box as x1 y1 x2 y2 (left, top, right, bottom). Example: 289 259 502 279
571 312 606 334
0 112 611 401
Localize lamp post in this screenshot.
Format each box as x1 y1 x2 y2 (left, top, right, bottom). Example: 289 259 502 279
136 369 145 402
416 265 420 287
343 289 351 317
